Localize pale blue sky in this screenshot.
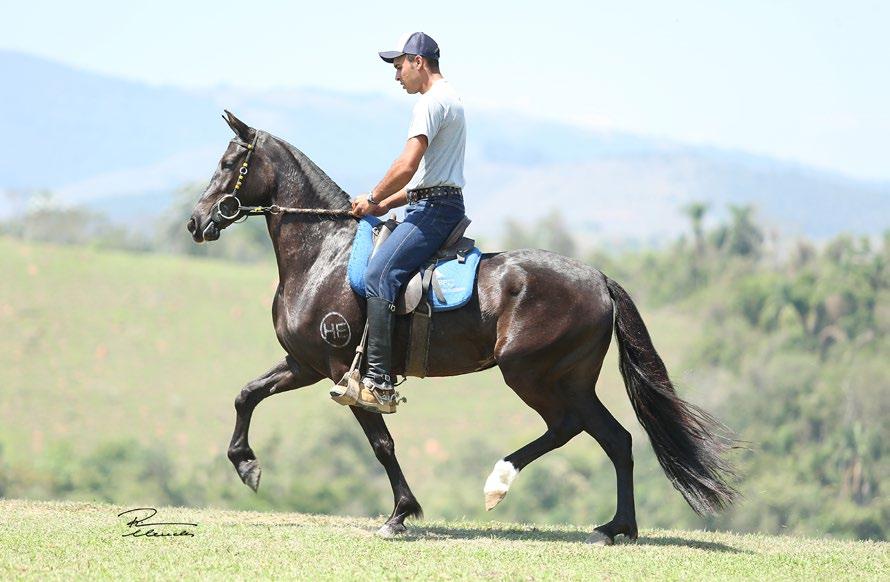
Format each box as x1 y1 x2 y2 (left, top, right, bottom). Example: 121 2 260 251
4 0 889 181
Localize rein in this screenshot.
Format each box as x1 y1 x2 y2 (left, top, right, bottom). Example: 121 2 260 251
214 195 357 221
212 132 357 224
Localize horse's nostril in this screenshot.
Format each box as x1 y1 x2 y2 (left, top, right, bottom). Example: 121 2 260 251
186 217 196 234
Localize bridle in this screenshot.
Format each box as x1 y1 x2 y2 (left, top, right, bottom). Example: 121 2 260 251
211 131 356 225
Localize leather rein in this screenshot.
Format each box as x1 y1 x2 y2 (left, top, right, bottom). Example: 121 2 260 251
212 132 356 224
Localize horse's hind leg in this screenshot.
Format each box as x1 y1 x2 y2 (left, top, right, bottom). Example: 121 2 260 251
491 352 637 544
227 356 323 491
350 407 423 538
572 392 638 545
483 407 583 510
482 360 584 510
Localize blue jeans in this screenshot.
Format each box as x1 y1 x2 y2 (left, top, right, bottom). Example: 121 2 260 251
364 194 466 305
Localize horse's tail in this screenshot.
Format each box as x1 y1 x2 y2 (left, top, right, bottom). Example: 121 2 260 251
604 276 739 515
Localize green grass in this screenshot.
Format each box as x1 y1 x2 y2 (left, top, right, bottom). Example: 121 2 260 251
1 499 886 581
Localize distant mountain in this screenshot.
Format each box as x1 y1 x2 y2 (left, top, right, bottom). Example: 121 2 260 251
2 49 887 243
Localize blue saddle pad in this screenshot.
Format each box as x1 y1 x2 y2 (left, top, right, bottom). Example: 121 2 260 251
347 216 482 312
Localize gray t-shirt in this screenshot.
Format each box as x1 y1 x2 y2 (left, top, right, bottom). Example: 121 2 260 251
406 79 466 190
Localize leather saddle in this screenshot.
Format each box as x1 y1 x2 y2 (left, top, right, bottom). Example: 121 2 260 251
371 215 475 315
369 214 475 378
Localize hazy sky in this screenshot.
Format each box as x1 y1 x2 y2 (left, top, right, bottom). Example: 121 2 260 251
4 0 888 182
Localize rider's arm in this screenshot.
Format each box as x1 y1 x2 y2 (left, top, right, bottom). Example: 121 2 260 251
373 135 427 202
377 188 408 211
353 136 427 216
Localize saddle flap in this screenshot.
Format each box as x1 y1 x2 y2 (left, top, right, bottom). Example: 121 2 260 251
396 271 424 315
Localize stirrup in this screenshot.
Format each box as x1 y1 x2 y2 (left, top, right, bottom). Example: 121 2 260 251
329 371 402 414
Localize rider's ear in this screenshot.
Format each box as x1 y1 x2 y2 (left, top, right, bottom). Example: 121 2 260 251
222 110 253 141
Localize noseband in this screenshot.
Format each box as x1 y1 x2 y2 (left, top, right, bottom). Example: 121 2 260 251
211 132 355 225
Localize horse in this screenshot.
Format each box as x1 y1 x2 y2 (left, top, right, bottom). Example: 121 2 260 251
187 111 738 544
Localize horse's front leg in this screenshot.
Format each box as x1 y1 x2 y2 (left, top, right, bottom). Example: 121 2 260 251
350 407 423 538
227 355 323 491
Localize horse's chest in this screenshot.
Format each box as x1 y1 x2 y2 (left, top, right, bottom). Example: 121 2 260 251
273 292 313 338
273 288 346 348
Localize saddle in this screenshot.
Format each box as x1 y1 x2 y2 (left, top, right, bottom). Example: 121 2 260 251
371 214 476 378
372 215 475 315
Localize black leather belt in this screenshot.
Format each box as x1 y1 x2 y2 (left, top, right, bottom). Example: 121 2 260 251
406 186 462 204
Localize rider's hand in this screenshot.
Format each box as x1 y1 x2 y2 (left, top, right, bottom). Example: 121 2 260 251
352 194 387 217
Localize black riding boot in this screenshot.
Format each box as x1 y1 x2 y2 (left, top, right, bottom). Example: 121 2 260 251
358 297 398 413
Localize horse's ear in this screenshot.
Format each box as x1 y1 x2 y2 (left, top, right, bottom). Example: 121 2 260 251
222 110 253 141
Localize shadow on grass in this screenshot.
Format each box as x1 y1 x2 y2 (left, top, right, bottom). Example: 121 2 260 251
396 525 749 553
633 536 750 554
413 525 587 543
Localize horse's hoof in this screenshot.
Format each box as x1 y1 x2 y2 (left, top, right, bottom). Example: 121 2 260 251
483 460 517 511
376 523 407 539
484 490 506 511
238 459 262 492
585 530 613 546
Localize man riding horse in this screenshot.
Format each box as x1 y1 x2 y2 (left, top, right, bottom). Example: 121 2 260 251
187 34 738 542
350 32 466 414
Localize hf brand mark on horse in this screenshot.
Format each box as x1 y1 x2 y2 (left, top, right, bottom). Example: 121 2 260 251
320 312 352 348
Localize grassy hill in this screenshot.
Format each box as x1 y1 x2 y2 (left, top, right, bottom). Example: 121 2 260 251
1 236 703 525
2 499 887 580
3 232 886 542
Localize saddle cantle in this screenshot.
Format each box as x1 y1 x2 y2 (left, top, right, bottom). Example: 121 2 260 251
346 214 483 378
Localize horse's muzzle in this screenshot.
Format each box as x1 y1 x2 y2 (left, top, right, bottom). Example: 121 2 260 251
187 214 219 243
186 215 206 243
202 221 221 241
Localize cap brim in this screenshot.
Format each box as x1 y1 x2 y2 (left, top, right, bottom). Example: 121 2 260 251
378 50 404 63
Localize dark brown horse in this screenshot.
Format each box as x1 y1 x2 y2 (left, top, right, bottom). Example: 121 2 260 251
187 111 738 544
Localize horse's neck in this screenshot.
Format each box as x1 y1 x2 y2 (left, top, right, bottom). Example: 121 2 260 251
266 213 356 287
265 149 356 286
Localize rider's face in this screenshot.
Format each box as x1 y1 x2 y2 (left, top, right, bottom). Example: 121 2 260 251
393 55 423 94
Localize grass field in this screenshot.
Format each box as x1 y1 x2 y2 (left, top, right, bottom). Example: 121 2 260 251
1 498 886 581
10 236 881 544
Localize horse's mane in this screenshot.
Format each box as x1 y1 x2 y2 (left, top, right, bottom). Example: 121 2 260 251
270 133 353 211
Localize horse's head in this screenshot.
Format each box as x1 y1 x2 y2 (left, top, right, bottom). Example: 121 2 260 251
187 111 277 242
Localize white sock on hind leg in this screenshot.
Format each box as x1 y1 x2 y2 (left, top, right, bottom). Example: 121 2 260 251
484 459 518 498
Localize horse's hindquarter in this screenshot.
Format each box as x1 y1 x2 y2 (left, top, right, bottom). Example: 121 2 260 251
421 249 614 377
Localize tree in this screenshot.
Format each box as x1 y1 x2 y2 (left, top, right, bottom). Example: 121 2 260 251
712 204 764 258
500 210 578 258
682 201 709 256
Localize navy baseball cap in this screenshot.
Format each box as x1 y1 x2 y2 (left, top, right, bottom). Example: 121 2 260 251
379 32 441 63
